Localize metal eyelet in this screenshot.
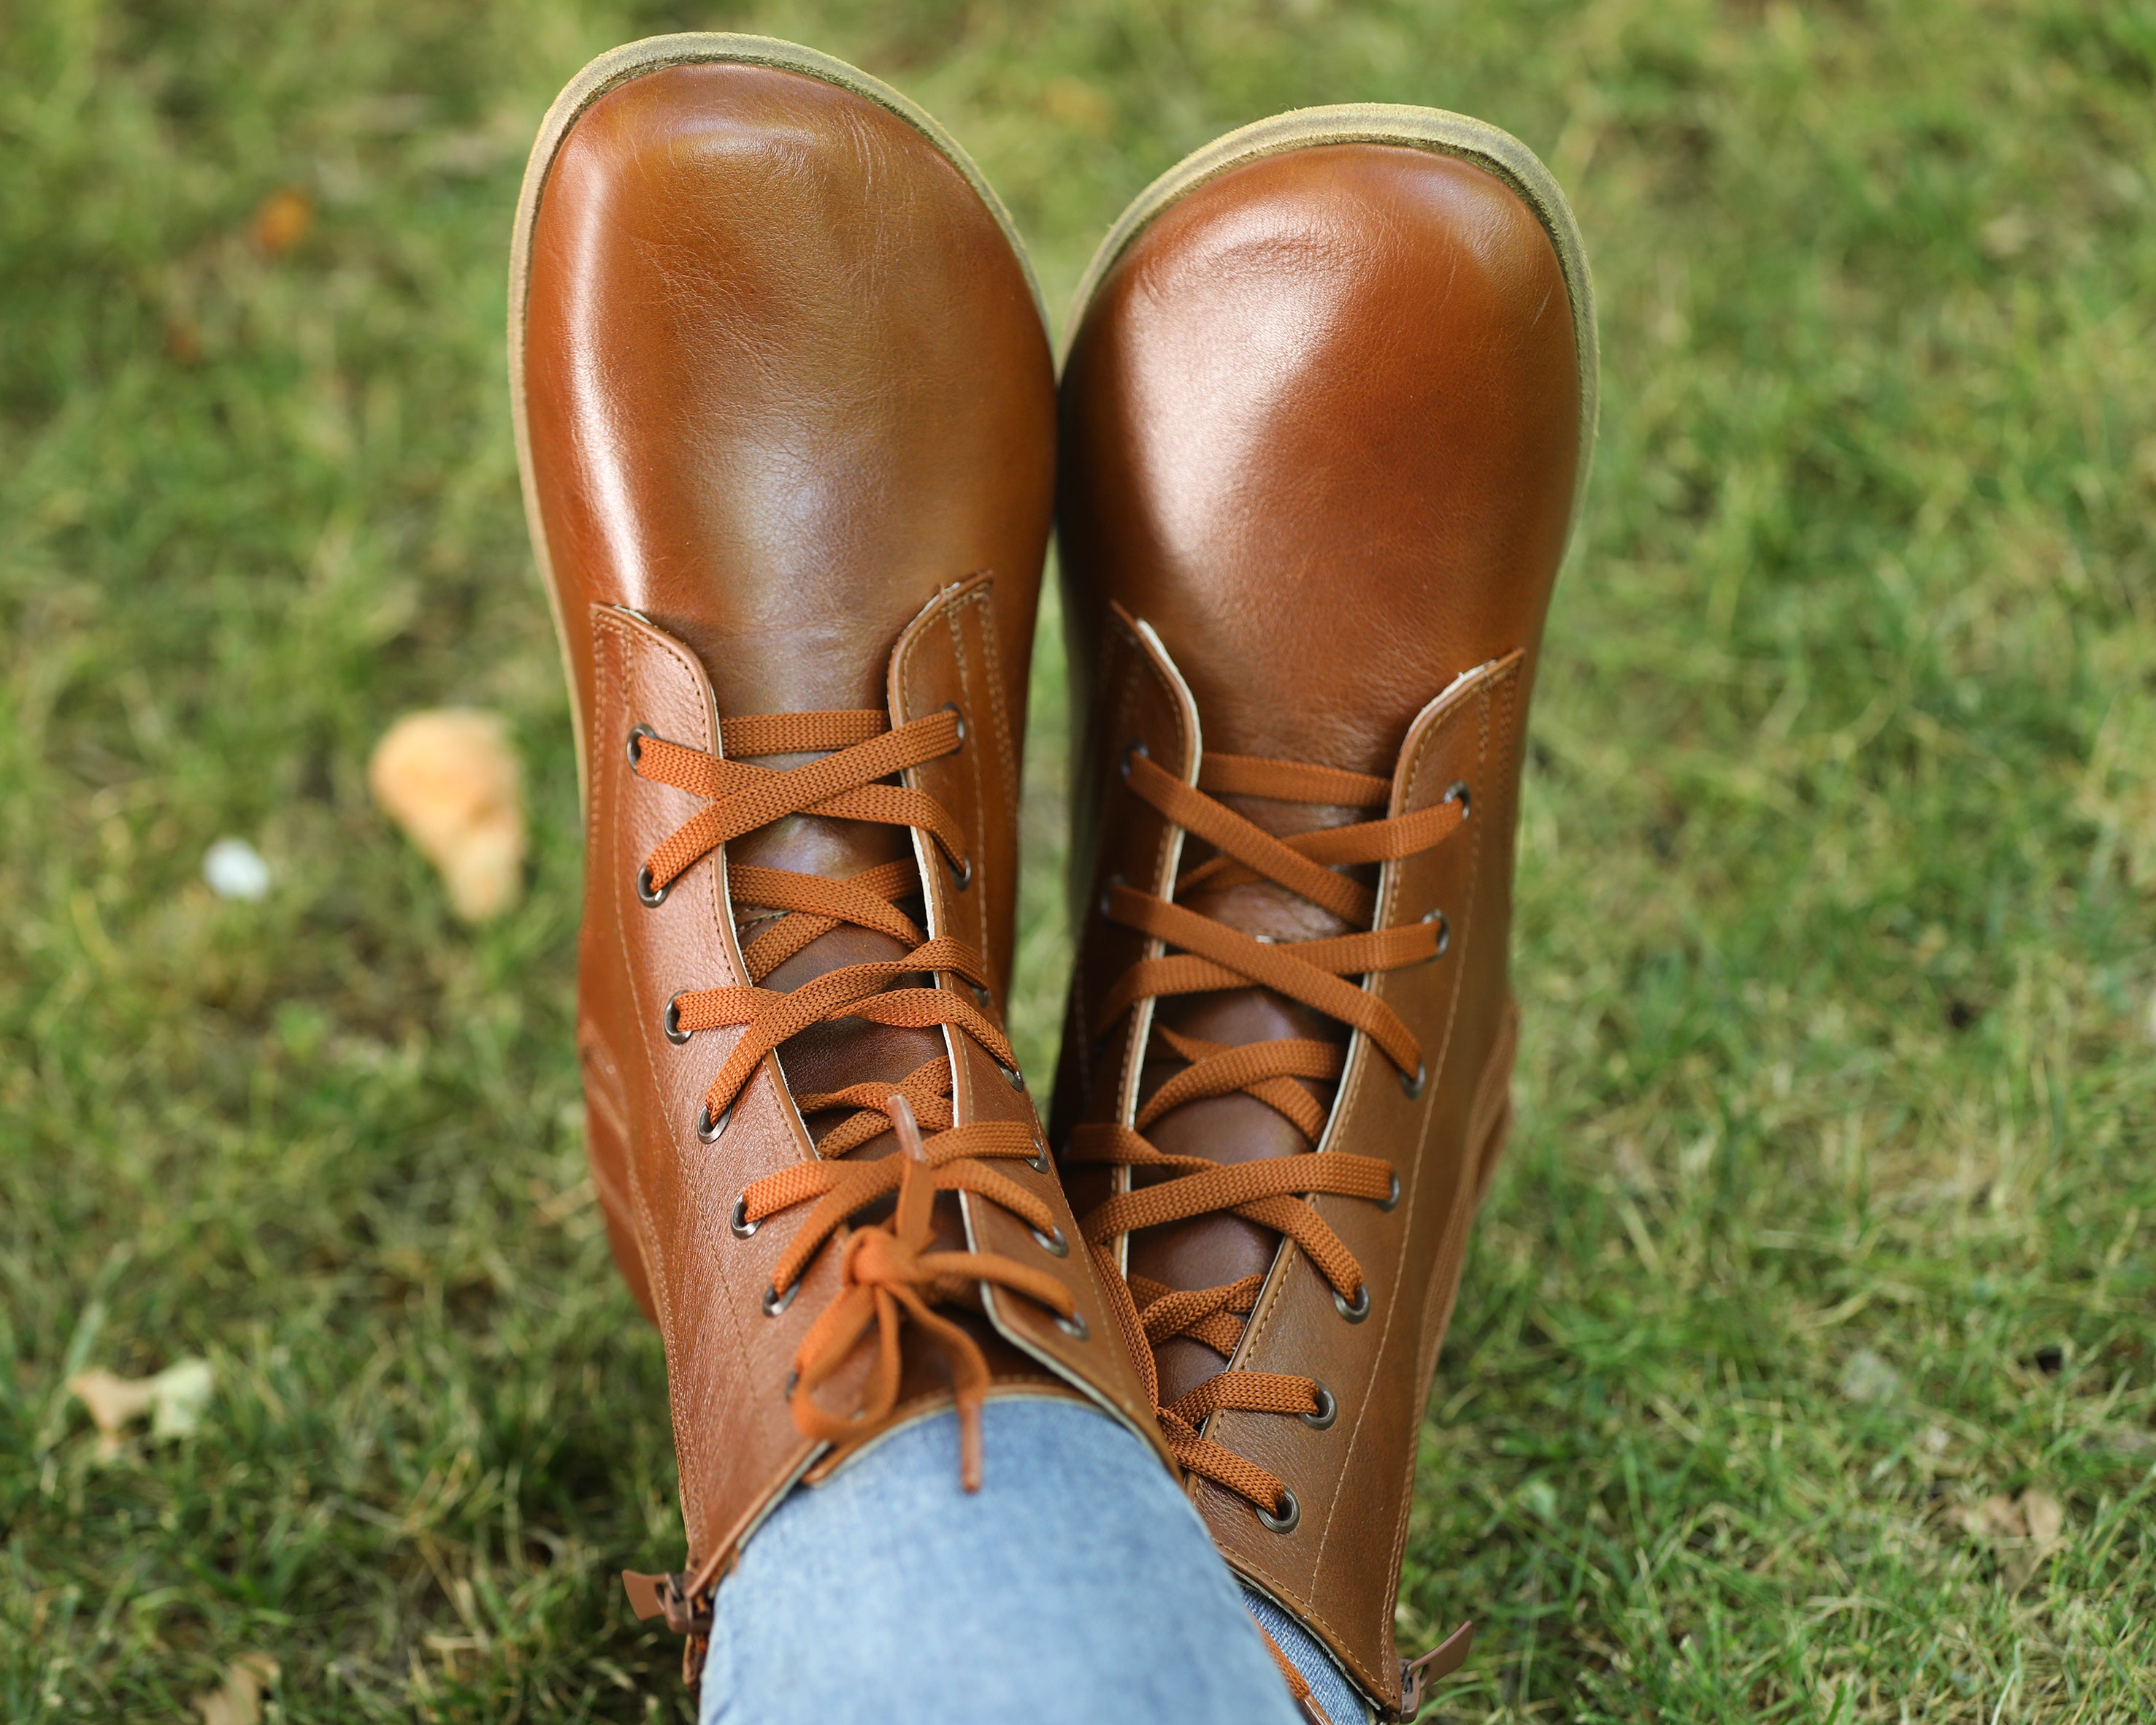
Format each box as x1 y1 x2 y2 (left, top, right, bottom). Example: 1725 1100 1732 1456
730 1198 758 1239
971 982 992 1010
940 701 967 748
1119 738 1150 780
1256 1488 1301 1534
636 865 669 908
1054 1310 1089 1341
664 995 693 1044
1097 872 1125 921
1302 1383 1338 1431
1400 1060 1427 1100
1000 1060 1026 1093
626 722 659 767
763 1282 797 1318
1334 1283 1371 1323
1380 1171 1401 1212
1421 908 1450 959
1031 1223 1070 1258
783 1368 799 1397
697 1103 731 1143
948 852 974 892
1026 1143 1051 1175
1442 780 1471 819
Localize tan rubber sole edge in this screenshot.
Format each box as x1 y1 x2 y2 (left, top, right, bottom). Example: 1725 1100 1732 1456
505 33 1046 805
1060 103 1600 538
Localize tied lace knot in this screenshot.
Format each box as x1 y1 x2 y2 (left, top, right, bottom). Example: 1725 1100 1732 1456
789 1094 1077 1492
623 705 1081 1511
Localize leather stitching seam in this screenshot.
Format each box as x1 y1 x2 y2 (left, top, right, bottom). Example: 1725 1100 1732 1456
596 605 805 1577
948 585 995 963
1227 688 1481 1694
1213 659 1510 1702
965 578 1023 865
594 611 707 1538
1365 675 1500 1679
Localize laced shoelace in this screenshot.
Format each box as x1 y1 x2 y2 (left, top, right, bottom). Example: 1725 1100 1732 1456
627 708 1081 1520
1069 746 1469 1525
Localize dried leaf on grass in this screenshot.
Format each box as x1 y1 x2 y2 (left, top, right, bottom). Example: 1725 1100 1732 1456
1955 1488 2067 1589
195 1653 279 1725
1958 1494 2023 1541
2022 1488 2065 1547
69 1358 215 1456
1837 1347 1900 1404
166 315 206 367
368 709 526 922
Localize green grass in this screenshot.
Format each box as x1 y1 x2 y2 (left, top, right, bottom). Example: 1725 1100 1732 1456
4 0 2154 1719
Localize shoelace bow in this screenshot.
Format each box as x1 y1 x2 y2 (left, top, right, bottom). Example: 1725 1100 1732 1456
1070 746 1468 1523
629 708 1079 1510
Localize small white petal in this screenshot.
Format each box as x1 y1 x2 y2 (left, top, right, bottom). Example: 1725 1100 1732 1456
203 838 272 901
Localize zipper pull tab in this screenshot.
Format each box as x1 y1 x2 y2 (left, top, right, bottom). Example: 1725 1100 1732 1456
621 1570 712 1637
1397 1621 1473 1718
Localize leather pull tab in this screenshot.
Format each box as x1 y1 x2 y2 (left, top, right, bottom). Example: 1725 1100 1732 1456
621 1570 668 1622
1397 1621 1473 1718
621 1570 713 1637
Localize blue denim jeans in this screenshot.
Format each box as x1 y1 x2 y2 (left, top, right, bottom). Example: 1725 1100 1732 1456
695 1399 1369 1725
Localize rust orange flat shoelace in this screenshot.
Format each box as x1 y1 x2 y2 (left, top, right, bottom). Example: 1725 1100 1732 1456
787 1091 1072 1488
627 709 1080 1524
1069 747 1468 1523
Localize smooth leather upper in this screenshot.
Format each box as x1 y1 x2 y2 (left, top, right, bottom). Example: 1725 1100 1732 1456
518 54 1164 1586
1054 142 1584 1714
526 62 1048 733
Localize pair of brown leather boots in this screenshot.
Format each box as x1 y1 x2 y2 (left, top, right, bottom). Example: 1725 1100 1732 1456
510 33 1595 1724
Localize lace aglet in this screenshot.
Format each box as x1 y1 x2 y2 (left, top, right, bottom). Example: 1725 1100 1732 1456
1254 1617 1329 1724
959 1397 984 1492
888 1090 940 1246
888 1091 927 1160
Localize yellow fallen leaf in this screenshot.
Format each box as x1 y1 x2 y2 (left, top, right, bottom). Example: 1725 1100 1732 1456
68 1369 157 1451
147 1358 215 1437
195 1653 278 1725
250 188 312 256
368 708 526 922
69 1358 215 1456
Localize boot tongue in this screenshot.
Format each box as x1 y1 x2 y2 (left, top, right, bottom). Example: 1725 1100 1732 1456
724 757 948 1139
1133 773 1373 1409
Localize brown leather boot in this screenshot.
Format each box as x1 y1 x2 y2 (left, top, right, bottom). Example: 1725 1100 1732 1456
510 34 1169 1674
1052 110 1598 1721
